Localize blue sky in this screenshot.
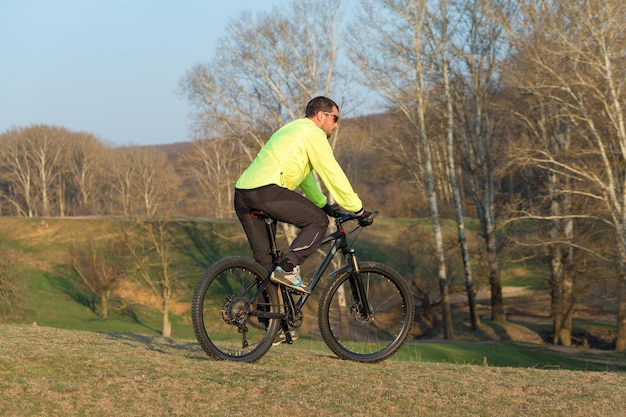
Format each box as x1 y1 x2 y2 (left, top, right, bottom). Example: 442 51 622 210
0 0 290 146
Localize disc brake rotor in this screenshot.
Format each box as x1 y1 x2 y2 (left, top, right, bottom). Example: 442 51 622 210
350 302 375 323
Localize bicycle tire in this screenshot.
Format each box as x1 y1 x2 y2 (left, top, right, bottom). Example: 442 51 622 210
318 261 414 363
191 256 279 362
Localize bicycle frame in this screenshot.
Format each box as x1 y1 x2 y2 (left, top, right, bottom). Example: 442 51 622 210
244 213 372 324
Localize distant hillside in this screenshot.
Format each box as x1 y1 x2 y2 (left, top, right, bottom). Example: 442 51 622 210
0 216 411 340
0 216 619 351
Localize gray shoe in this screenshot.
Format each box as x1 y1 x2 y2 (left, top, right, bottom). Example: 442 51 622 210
270 265 310 293
272 329 299 346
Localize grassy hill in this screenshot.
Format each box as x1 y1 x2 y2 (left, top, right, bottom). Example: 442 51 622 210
0 215 418 340
2 323 626 417
0 216 246 339
4 216 626 415
2 217 625 367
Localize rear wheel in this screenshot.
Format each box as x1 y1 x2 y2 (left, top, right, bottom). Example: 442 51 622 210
191 257 279 362
318 261 414 363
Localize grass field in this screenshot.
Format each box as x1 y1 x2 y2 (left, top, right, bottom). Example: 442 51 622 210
3 216 626 415
2 323 626 417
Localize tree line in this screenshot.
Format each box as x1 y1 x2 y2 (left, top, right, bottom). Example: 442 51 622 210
2 0 626 349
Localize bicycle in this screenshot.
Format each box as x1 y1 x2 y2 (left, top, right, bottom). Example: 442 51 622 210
191 210 414 363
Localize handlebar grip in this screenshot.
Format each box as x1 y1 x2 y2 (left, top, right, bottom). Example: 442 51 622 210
358 210 377 226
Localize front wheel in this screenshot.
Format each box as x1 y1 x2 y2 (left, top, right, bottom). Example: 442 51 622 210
191 257 280 362
318 261 414 363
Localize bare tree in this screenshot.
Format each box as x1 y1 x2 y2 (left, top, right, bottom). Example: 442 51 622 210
104 148 135 216
70 238 126 319
509 95 579 346
105 147 181 218
349 0 454 338
26 125 64 217
64 131 106 215
121 212 183 338
178 137 243 218
502 0 626 348
180 0 347 151
451 0 513 321
0 126 107 217
430 0 480 329
111 147 184 337
0 128 36 216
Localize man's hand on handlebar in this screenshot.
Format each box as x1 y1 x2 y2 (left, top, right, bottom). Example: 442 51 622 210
355 208 375 227
323 203 340 218
325 205 377 226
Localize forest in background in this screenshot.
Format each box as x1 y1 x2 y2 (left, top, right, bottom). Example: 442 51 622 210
2 0 626 349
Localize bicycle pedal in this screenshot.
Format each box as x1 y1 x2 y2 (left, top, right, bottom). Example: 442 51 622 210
273 329 298 346
285 331 296 344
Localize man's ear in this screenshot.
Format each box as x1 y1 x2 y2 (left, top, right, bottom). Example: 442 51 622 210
311 111 324 126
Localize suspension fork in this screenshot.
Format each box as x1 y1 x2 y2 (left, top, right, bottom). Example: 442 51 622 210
345 249 372 320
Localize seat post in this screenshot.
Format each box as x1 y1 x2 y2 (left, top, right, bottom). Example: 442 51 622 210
264 217 280 267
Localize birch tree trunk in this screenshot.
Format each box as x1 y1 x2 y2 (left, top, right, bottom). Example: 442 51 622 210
349 0 454 338
434 0 479 329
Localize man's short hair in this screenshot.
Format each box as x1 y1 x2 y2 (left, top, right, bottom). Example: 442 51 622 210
305 96 339 118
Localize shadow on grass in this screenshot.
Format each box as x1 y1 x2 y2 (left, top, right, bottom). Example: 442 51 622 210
46 272 97 315
103 331 209 360
176 220 224 268
45 272 162 335
115 303 162 335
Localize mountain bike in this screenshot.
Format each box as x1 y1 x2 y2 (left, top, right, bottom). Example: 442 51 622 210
191 210 414 363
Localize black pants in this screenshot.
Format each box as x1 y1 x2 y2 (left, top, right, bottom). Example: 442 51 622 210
234 185 329 272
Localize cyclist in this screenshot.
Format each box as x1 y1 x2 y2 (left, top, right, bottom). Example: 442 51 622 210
234 96 373 295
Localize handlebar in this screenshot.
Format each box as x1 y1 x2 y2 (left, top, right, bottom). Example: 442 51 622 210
333 210 379 226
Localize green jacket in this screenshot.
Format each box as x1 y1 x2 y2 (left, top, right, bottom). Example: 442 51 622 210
236 118 363 212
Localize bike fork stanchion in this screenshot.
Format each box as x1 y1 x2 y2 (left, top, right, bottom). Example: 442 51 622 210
347 249 372 320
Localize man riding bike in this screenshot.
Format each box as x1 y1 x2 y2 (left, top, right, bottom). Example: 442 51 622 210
234 96 373 295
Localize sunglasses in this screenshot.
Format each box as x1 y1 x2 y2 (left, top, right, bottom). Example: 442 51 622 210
323 112 339 123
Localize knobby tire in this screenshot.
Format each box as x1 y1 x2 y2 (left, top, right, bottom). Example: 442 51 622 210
318 261 414 363
191 257 279 363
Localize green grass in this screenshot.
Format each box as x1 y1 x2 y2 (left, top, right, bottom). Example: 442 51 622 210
3 212 626 416
248 333 626 372
401 340 626 371
19 259 626 372
1 216 624 372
